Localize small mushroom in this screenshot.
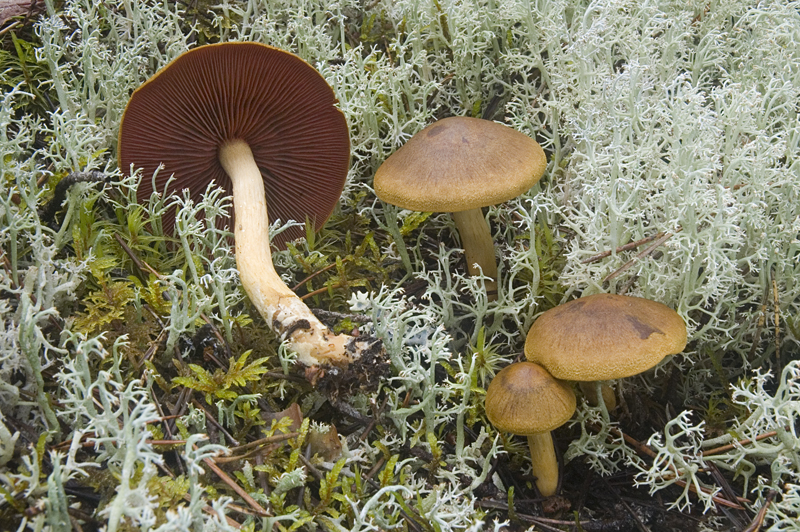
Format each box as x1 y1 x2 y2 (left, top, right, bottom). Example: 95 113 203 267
374 116 546 301
524 293 687 410
119 43 384 382
485 361 576 497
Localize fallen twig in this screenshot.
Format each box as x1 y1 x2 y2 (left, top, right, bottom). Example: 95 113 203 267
702 431 778 456
742 489 777 532
581 231 669 264
588 423 750 509
200 449 270 518
603 231 678 283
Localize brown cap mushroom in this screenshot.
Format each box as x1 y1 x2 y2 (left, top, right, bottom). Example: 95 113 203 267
485 361 576 497
525 293 687 410
524 293 687 381
119 43 382 378
373 116 546 300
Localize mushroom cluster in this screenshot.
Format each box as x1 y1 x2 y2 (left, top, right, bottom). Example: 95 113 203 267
485 294 687 497
373 116 546 301
120 42 689 501
119 43 385 389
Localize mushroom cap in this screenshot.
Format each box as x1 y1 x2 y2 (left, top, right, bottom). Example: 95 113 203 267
485 362 576 436
373 116 546 212
524 294 688 381
119 42 350 248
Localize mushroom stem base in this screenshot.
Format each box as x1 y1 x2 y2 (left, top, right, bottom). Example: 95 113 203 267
527 432 559 497
219 139 369 368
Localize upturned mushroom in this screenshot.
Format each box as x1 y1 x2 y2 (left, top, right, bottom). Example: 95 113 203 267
373 116 546 301
524 293 687 410
119 43 383 379
485 361 576 497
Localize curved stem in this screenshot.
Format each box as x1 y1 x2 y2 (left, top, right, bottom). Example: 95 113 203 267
219 139 350 367
452 208 498 301
527 431 559 497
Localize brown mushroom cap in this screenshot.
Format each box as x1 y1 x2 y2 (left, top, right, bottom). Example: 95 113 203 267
485 362 576 435
118 42 349 247
524 294 688 381
373 116 546 212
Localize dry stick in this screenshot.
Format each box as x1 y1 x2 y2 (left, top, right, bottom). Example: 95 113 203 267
517 518 563 532
603 231 677 283
772 271 781 366
114 232 165 280
364 456 386 483
618 272 639 296
0 21 20 36
359 396 389 442
58 437 202 448
291 260 344 292
706 462 749 530
182 493 246 527
701 431 779 456
476 500 595 529
53 432 193 450
748 302 768 361
199 447 271 517
742 489 778 532
149 384 186 476
300 282 345 301
595 424 749 509
215 433 300 464
298 453 325 481
150 414 182 422
226 431 300 455
612 427 748 508
190 399 240 447
69 513 85 532
581 231 668 264
164 387 192 441
149 388 171 436
201 503 242 528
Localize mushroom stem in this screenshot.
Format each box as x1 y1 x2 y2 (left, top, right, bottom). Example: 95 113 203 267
219 139 350 367
527 432 559 497
451 208 498 301
579 381 617 412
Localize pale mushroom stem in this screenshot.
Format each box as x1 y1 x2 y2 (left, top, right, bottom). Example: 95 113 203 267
451 208 498 301
527 432 559 497
219 139 351 367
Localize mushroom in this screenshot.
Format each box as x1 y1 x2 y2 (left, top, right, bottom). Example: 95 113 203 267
119 43 383 377
524 293 687 411
373 116 546 300
485 361 576 497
